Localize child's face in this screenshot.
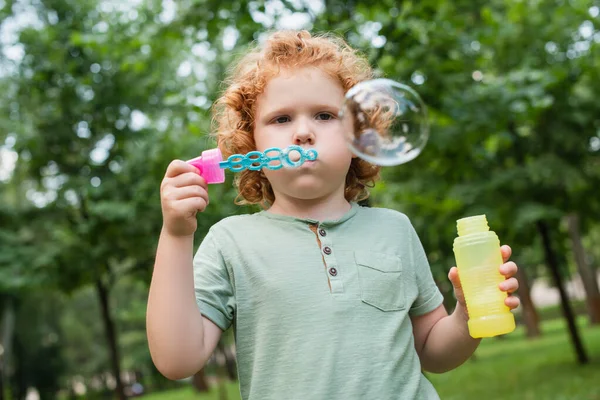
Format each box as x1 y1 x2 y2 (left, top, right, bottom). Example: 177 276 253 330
254 67 355 203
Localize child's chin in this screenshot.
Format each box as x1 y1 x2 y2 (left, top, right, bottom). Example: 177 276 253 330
286 181 334 197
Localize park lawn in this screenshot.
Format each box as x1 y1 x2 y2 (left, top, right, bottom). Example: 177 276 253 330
141 382 241 400
145 317 600 400
428 316 600 399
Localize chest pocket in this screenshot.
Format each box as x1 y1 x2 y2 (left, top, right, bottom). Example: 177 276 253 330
355 251 405 312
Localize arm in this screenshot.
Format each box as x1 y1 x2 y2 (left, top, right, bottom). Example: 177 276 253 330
146 160 222 380
411 303 479 373
146 229 222 380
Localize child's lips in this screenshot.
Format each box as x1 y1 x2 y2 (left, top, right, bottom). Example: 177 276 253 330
299 159 316 168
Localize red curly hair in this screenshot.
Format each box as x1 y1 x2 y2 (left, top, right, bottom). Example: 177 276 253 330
212 30 380 208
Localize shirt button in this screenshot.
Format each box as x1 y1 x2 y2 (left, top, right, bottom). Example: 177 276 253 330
319 228 327 237
323 246 332 255
329 267 337 276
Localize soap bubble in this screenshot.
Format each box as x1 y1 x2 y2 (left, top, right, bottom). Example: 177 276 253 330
339 79 429 166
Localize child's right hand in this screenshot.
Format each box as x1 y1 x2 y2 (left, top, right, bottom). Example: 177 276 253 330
160 160 209 237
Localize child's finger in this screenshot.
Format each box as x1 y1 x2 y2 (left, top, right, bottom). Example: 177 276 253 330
499 261 518 278
448 267 466 305
505 295 520 310
165 160 198 178
499 277 519 293
172 172 207 189
448 267 461 290
501 245 512 263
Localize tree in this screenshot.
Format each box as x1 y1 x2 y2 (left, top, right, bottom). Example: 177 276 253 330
566 213 600 324
2 0 192 396
1 0 259 395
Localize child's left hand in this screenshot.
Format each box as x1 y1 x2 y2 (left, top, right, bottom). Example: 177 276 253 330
448 245 520 312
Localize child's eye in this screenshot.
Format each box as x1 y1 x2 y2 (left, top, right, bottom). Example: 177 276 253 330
273 116 290 124
316 112 335 121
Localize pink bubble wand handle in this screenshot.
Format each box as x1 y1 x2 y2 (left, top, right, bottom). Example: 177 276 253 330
186 148 226 184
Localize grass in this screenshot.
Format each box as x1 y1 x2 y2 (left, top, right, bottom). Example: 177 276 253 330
428 316 600 400
144 317 600 400
142 382 241 400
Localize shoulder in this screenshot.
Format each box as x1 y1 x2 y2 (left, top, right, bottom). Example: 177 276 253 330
208 212 262 235
357 205 413 228
198 213 264 260
213 212 260 226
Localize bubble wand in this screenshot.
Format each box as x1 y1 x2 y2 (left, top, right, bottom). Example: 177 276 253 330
187 145 318 184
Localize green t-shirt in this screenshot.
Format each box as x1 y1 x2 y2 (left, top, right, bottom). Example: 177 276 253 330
193 202 444 400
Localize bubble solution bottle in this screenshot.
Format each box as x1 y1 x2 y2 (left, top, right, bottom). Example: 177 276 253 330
453 215 516 338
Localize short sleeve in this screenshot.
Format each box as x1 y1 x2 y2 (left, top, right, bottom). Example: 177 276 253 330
193 229 235 331
407 221 444 317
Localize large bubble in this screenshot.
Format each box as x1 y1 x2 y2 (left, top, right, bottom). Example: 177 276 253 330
339 78 429 166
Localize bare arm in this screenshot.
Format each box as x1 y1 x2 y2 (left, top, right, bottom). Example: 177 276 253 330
146 229 222 380
411 303 480 373
146 160 222 380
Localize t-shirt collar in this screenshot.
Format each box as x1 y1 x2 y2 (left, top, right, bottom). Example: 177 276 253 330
259 202 360 226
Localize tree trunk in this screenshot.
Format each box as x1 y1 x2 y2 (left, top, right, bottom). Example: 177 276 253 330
217 341 237 381
566 213 600 324
0 297 15 400
95 279 126 400
192 369 210 392
11 335 26 400
514 267 541 337
537 220 589 364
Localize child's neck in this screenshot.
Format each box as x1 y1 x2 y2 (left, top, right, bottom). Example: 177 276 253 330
268 193 352 222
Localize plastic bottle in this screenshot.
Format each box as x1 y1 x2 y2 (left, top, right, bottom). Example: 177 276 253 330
453 215 515 338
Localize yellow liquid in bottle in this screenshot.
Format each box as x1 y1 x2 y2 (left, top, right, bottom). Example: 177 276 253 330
453 215 515 338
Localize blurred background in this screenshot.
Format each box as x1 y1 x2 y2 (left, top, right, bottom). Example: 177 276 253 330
0 0 599 399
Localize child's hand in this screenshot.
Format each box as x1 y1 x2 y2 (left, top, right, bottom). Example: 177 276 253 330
160 160 209 237
448 245 520 313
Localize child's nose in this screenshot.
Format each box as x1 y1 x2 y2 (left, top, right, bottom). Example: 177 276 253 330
293 120 315 145
294 132 314 145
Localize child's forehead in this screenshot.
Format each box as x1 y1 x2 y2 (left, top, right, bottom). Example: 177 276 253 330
255 67 344 111
262 66 343 95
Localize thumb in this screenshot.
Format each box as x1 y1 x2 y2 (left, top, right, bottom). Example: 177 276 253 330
448 266 462 290
448 266 466 306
